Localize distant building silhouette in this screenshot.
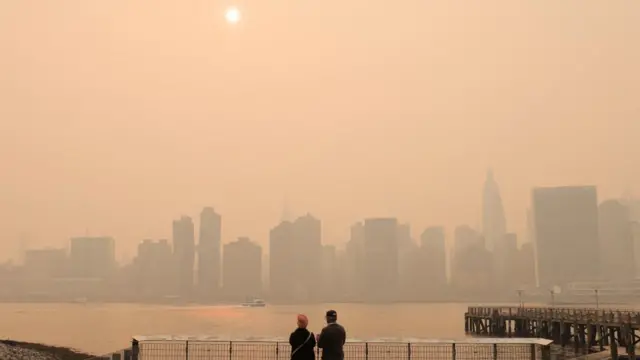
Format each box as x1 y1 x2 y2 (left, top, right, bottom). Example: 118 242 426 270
24 248 67 279
344 222 365 301
397 223 418 299
291 214 323 302
364 218 398 302
222 237 262 301
69 236 115 279
172 216 195 299
320 244 338 301
482 169 507 289
516 242 536 287
133 239 172 299
419 227 447 293
502 233 519 289
598 199 635 280
269 221 294 302
532 186 599 287
198 207 222 301
451 225 491 295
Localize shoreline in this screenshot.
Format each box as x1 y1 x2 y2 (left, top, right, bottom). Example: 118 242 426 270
0 340 92 360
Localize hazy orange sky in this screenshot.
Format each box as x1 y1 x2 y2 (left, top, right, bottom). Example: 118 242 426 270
1 1 639 260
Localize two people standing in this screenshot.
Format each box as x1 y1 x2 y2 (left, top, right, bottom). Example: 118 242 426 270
289 310 346 360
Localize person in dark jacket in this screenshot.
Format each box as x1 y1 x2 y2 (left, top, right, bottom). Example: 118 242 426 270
317 310 346 360
290 314 316 360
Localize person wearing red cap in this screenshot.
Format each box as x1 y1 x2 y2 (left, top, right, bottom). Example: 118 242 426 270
289 314 316 360
317 310 346 360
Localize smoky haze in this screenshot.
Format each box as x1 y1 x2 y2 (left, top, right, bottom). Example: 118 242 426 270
1 0 639 266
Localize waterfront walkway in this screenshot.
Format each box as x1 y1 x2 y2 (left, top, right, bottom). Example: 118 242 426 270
465 306 640 359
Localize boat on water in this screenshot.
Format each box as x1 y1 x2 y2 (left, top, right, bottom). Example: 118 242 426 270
241 297 266 307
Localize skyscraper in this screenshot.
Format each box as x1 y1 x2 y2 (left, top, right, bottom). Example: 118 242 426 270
482 169 507 252
344 222 365 301
134 239 172 299
481 169 507 289
598 200 635 280
173 216 195 299
397 223 418 299
222 237 262 300
364 218 398 302
198 207 222 301
451 225 490 295
291 214 322 302
419 226 447 290
532 186 599 287
269 221 294 302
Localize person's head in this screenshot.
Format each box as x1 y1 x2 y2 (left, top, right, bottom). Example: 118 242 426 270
325 310 337 324
297 314 309 329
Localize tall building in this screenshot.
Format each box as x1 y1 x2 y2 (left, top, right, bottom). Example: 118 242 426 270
516 242 536 287
364 218 398 302
291 214 323 302
451 225 491 295
320 245 338 301
69 237 116 279
598 200 635 280
344 222 365 300
134 239 173 298
502 233 519 288
268 215 322 303
397 223 418 300
532 186 599 287
198 207 222 301
419 227 447 291
173 216 195 299
482 169 508 289
269 221 295 302
222 237 262 300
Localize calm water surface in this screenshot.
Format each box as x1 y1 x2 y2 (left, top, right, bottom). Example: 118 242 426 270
0 303 472 354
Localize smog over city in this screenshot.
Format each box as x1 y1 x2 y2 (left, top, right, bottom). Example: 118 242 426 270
0 1 639 358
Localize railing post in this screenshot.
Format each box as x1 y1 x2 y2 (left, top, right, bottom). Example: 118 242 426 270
365 342 369 360
541 344 551 360
492 343 497 360
229 341 233 360
529 344 535 360
185 340 189 360
276 342 279 358
452 343 456 360
131 338 139 360
407 342 411 360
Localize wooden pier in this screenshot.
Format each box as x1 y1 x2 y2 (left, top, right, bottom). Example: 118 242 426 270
466 306 640 359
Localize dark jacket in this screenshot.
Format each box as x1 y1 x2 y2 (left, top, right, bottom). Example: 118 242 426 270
317 323 346 360
289 328 316 360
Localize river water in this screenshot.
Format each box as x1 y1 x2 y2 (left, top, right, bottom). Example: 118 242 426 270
0 302 473 354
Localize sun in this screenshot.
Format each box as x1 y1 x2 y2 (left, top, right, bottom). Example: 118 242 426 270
225 7 241 24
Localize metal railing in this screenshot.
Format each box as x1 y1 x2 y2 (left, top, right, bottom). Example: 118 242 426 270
127 336 554 360
467 306 640 324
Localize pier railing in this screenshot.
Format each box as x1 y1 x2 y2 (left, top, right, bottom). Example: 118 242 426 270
467 306 640 324
128 336 554 360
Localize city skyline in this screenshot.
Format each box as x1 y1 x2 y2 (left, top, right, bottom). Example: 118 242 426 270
5 176 640 263
4 175 640 305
